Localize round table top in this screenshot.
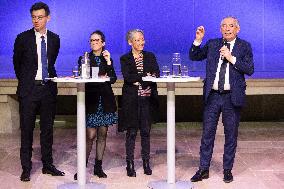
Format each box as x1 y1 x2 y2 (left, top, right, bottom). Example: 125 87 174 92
47 77 110 83
142 76 200 83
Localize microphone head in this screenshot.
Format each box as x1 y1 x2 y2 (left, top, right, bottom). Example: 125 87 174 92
222 39 230 49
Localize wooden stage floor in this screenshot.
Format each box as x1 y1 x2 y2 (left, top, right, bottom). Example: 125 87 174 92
1 121 284 189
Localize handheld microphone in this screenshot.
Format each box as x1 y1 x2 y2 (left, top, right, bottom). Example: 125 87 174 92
221 39 230 61
223 39 230 49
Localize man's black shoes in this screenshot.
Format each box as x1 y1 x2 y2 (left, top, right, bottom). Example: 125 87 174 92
190 169 209 182
42 164 65 176
20 169 31 182
223 169 233 183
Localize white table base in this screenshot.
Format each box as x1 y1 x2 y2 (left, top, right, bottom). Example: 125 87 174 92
148 180 193 189
147 82 193 189
58 183 105 189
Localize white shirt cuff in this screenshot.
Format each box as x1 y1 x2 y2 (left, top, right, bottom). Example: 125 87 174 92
193 40 202 46
230 56 236 64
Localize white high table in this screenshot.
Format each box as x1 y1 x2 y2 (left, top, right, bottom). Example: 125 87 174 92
143 76 200 189
51 77 109 189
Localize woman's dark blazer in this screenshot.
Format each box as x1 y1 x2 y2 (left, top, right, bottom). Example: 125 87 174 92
119 50 160 131
78 51 117 114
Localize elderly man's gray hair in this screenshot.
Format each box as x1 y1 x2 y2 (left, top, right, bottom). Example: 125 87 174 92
221 16 240 27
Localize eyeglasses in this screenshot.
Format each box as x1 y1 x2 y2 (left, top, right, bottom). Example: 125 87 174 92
32 15 47 21
90 39 102 42
221 24 236 28
133 39 145 43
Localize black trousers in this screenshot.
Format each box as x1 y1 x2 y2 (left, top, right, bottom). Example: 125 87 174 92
19 84 56 170
126 96 151 161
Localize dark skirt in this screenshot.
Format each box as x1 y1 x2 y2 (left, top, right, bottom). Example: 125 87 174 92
86 97 118 128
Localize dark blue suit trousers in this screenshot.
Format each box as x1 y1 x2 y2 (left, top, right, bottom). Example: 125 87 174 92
200 90 241 170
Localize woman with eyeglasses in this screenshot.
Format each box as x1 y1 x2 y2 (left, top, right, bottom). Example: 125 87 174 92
74 30 117 180
119 29 160 177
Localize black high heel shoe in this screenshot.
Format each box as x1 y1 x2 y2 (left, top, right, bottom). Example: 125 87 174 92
126 160 136 177
143 159 152 175
93 159 107 178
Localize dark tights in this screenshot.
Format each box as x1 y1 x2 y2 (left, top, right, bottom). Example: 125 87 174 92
86 126 108 161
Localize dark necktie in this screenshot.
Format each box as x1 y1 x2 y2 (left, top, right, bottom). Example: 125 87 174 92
41 36 48 82
218 42 230 92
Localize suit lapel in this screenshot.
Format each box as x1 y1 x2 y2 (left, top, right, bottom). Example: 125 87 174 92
47 30 52 62
212 39 223 73
231 37 240 57
28 29 38 64
229 37 240 76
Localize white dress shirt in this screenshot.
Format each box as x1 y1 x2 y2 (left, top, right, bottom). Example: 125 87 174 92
193 38 237 91
35 29 48 80
212 38 236 90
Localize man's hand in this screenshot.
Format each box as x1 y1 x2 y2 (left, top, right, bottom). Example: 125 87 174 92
220 45 234 63
195 26 205 43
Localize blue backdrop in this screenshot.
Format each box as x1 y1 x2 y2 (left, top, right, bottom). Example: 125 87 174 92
0 0 284 78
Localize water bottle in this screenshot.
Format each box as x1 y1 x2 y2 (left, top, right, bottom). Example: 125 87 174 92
172 52 181 77
80 52 90 79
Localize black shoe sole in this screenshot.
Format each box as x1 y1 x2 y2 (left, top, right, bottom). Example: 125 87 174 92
144 171 152 175
42 169 65 176
127 172 136 177
42 170 55 175
20 177 30 182
94 173 107 178
223 179 233 183
127 174 136 177
191 175 209 182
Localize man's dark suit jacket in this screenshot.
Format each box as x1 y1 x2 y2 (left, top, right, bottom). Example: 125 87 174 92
189 37 254 107
13 28 60 98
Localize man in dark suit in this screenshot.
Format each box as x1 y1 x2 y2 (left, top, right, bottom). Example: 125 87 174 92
189 16 254 183
13 2 65 182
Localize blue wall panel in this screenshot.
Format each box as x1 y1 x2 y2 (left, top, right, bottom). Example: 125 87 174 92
263 0 284 77
0 0 283 78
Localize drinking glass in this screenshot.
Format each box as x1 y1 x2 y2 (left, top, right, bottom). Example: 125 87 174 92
161 65 170 77
72 65 79 78
91 67 99 78
181 65 189 77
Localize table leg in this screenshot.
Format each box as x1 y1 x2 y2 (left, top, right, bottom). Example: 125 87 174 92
148 82 193 189
58 83 105 189
167 82 175 184
77 83 86 186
